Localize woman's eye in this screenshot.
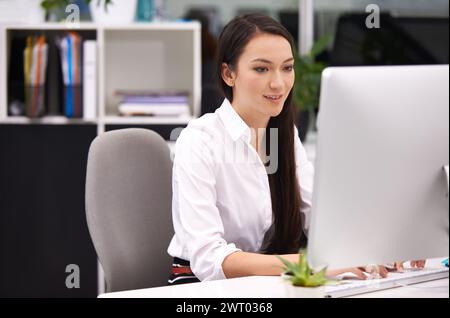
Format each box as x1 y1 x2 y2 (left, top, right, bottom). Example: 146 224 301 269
284 65 294 72
254 67 268 73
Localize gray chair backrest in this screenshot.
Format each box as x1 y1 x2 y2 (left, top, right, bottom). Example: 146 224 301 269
85 128 174 293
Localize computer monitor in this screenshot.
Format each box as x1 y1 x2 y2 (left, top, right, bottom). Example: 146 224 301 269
307 65 449 270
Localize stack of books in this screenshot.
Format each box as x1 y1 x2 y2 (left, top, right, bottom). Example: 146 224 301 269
116 90 190 117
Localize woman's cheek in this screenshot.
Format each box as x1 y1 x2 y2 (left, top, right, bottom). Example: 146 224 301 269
287 73 295 89
246 76 265 92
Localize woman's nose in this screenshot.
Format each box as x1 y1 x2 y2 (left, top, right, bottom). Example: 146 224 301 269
269 72 284 90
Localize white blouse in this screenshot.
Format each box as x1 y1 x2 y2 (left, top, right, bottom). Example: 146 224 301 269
167 98 315 281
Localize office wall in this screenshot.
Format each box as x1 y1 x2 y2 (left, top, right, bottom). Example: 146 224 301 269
166 0 449 26
315 0 449 16
166 0 298 25
1 1 447 27
0 0 45 23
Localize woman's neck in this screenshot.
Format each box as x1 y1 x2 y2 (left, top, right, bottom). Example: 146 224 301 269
231 102 269 156
231 102 269 130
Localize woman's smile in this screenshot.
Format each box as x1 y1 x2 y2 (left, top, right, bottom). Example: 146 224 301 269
263 94 283 104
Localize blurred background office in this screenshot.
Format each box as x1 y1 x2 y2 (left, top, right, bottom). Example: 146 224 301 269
168 0 450 140
0 0 448 298
1 0 449 135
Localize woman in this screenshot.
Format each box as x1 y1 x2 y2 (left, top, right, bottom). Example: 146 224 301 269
167 14 424 285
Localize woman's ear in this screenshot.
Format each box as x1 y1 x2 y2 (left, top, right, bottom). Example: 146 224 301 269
221 63 236 87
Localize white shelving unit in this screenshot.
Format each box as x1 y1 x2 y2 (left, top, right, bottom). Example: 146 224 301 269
0 21 201 296
0 22 202 135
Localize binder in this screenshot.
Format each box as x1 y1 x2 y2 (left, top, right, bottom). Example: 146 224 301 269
57 32 83 118
83 40 97 120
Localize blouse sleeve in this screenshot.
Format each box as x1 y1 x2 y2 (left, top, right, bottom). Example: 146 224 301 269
172 127 242 281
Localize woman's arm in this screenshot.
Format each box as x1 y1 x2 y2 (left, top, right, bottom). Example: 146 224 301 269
222 251 374 280
222 251 299 277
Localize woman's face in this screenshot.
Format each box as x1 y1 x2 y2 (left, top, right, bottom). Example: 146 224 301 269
224 33 295 120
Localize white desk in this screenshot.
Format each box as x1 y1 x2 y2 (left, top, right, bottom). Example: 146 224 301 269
99 259 448 298
351 278 448 298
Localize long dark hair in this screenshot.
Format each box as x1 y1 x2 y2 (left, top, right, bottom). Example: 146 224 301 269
215 14 306 254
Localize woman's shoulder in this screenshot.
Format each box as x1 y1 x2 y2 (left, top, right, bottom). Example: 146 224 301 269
177 112 223 148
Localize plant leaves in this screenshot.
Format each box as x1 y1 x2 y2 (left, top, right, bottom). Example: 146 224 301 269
279 250 329 287
276 256 301 277
292 35 331 112
310 34 332 58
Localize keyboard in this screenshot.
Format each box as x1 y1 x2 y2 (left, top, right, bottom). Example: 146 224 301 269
325 267 449 298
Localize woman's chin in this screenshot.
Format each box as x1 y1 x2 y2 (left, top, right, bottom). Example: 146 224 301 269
268 105 284 117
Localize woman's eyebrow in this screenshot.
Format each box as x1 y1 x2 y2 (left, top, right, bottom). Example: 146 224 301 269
250 57 294 64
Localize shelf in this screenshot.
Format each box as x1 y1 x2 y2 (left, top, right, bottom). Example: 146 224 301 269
103 115 193 125
3 22 98 30
1 22 201 126
4 22 199 31
0 115 192 125
102 25 201 119
0 21 200 298
102 22 200 31
0 116 97 125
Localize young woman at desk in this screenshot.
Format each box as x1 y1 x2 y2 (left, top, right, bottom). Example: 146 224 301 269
167 14 424 285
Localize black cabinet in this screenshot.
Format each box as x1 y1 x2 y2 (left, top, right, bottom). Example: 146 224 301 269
0 124 98 297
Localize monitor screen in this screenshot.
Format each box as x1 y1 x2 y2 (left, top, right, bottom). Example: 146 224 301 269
308 65 449 269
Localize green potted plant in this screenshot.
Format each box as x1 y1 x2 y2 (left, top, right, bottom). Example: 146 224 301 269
41 0 113 21
277 250 328 286
277 249 336 297
293 35 331 142
41 0 139 23
88 0 137 24
41 0 113 12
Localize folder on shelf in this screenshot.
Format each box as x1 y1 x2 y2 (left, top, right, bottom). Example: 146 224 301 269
23 35 48 118
56 32 83 118
83 40 97 120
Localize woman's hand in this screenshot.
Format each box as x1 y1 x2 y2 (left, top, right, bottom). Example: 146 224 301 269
325 267 367 280
393 260 426 272
326 265 389 280
326 260 427 280
327 265 389 280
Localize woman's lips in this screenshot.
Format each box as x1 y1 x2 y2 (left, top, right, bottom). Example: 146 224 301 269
263 94 283 103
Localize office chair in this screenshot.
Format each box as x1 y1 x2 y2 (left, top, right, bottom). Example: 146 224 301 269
85 128 174 293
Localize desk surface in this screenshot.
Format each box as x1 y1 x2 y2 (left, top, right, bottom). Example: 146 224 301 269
99 259 449 298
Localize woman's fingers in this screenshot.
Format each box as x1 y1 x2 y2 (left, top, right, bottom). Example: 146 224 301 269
378 265 389 278
395 260 426 270
349 268 368 280
363 265 389 278
328 264 399 280
326 267 366 279
411 260 426 269
328 260 426 281
395 261 405 272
